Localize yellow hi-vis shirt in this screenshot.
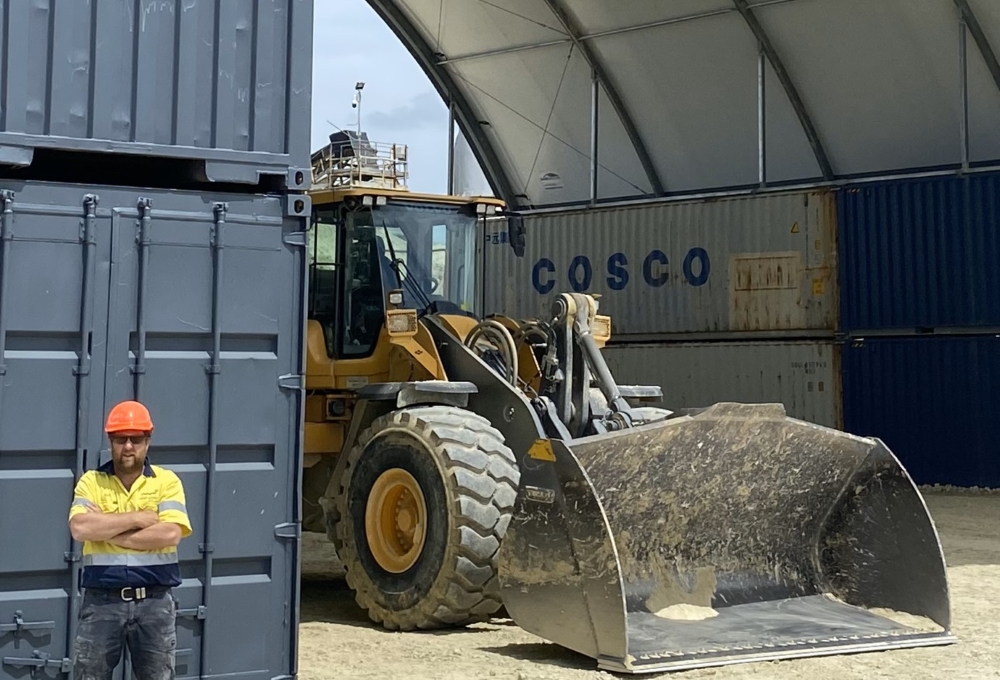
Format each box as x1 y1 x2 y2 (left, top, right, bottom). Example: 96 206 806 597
68 458 193 589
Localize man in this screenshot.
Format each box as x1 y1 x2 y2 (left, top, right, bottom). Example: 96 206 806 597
68 400 193 680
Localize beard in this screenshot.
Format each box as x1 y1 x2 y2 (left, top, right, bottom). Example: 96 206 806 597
114 453 144 474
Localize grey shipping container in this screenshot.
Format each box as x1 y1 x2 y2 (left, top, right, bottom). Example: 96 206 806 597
602 340 842 429
484 190 838 340
0 0 314 190
0 180 306 679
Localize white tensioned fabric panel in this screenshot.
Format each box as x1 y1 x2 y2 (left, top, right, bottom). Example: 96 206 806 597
397 0 652 204
587 12 763 193
755 0 964 175
561 0 735 34
380 0 1000 208
966 0 1000 162
400 0 566 58
448 42 652 204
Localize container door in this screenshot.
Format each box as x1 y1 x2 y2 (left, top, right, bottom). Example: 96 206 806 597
0 192 110 679
100 193 304 680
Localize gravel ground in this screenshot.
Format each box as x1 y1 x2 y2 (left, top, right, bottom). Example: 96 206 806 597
296 490 1000 680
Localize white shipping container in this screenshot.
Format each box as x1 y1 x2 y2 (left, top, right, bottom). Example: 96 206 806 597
484 190 838 339
602 341 842 429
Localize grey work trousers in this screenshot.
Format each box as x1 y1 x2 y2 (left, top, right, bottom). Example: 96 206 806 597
72 587 177 680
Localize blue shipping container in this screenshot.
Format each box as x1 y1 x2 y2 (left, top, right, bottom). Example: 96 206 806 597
838 172 1000 332
842 334 1000 488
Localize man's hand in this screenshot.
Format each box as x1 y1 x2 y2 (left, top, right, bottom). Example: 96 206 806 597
134 510 159 529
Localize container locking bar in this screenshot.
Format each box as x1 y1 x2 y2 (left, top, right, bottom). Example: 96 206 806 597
2 650 71 678
132 197 152 399
0 611 56 643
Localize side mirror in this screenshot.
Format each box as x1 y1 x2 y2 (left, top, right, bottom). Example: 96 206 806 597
506 214 526 257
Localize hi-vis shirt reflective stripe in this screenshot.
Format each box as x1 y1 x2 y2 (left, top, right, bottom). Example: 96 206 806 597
68 458 193 589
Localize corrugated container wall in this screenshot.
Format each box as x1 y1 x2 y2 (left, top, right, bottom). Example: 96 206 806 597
842 335 1000 489
0 0 313 189
484 190 838 340
0 180 306 680
602 341 842 429
838 172 1000 332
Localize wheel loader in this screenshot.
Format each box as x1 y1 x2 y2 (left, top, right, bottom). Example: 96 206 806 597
299 132 955 673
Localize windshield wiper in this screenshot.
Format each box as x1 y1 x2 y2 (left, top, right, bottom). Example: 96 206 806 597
381 221 433 312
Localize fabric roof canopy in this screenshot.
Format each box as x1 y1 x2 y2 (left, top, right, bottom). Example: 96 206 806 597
368 0 1000 209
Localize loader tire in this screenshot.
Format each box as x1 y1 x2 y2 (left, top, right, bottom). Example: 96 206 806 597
333 405 520 631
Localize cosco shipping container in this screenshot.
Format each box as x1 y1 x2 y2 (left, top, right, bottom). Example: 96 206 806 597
602 340 842 429
0 0 313 190
842 334 1000 488
484 190 838 340
838 172 1000 333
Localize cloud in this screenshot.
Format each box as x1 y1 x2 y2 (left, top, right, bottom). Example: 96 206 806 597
366 91 446 131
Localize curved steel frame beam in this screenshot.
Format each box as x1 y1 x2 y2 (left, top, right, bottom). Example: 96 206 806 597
540 0 665 196
365 0 520 207
954 0 1000 96
732 0 834 180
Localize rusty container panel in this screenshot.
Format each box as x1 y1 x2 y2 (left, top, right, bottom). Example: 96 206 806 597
602 340 842 429
483 189 838 339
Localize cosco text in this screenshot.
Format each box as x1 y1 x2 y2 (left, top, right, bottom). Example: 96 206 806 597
530 249 711 294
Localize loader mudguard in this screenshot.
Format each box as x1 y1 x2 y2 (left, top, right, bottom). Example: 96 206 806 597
497 402 955 674
355 380 479 409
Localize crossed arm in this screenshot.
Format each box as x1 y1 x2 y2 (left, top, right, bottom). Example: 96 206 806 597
69 502 183 549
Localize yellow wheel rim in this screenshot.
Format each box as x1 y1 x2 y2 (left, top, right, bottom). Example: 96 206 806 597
365 468 428 573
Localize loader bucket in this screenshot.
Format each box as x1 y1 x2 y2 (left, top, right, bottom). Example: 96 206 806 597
498 403 955 674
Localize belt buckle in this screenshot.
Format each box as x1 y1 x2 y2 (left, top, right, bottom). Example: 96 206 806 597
120 587 147 602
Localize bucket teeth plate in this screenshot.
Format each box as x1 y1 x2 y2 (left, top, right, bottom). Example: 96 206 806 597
498 403 955 674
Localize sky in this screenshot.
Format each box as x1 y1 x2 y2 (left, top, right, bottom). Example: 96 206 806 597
310 1 474 195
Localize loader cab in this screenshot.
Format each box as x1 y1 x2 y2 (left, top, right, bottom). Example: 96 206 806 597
307 189 504 361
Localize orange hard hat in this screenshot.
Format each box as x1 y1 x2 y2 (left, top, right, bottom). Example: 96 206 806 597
105 400 154 434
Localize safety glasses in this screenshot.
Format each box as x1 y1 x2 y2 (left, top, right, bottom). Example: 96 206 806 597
110 435 149 446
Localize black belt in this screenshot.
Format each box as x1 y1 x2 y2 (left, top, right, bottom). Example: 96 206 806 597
90 585 171 601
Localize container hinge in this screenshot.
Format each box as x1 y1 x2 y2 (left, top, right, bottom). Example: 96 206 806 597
278 373 303 391
64 552 80 563
0 611 56 643
198 543 214 555
1 651 70 678
274 522 300 539
287 166 310 190
284 193 311 217
176 606 208 620
282 231 307 247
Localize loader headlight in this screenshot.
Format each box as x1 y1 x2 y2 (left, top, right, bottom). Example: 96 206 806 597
387 289 404 308
386 308 418 336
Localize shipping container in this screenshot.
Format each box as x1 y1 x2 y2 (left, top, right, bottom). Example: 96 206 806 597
842 334 1000 488
0 0 314 190
602 340 842 429
484 190 838 339
838 172 1000 333
0 179 306 680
